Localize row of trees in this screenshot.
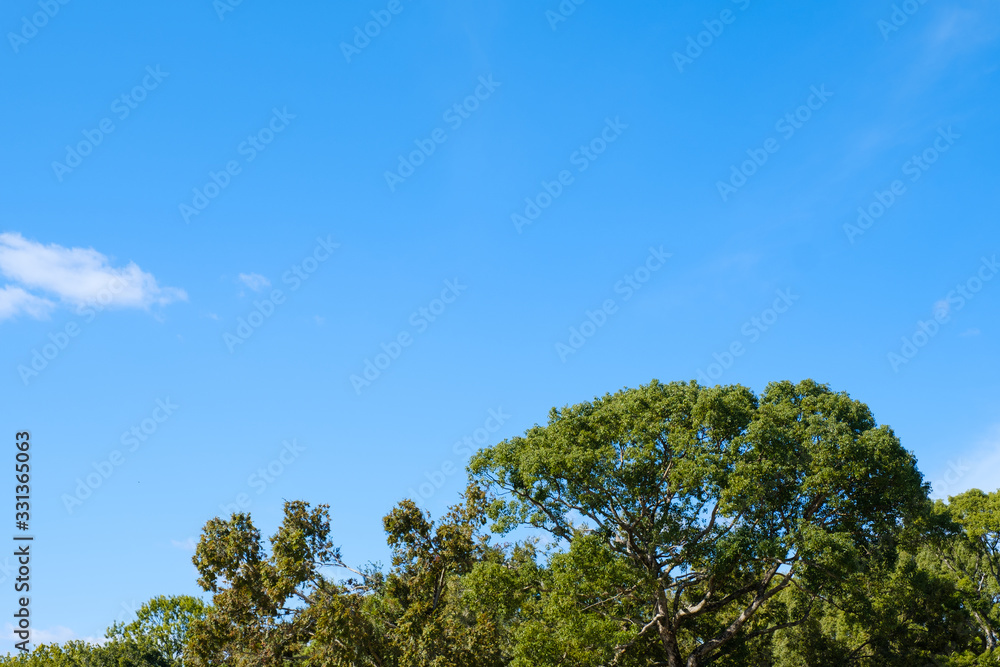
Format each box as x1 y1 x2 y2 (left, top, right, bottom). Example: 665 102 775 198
6 380 1000 665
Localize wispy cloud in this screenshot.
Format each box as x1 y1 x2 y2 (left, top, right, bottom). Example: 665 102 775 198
29 626 77 644
171 537 197 551
0 285 55 320
909 2 1000 90
929 4 998 49
3 624 107 645
237 273 271 292
0 232 186 321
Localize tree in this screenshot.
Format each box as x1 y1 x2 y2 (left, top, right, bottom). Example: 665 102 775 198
0 639 173 667
11 378 1000 665
187 490 508 666
469 379 929 667
925 490 1000 659
766 545 974 666
108 595 209 665
185 500 343 665
306 484 508 667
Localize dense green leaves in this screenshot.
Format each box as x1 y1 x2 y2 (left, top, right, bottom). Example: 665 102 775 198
7 379 1000 666
469 379 929 665
0 639 174 666
925 490 1000 655
186 500 342 665
108 595 209 664
0 595 205 667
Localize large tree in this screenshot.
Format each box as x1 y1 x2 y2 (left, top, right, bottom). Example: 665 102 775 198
469 379 929 666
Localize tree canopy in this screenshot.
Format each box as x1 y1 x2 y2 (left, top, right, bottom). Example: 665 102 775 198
467 379 928 665
6 379 999 666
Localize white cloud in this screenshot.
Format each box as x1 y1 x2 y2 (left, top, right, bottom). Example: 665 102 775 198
0 286 55 320
29 626 77 644
0 232 186 321
237 273 270 292
3 624 106 645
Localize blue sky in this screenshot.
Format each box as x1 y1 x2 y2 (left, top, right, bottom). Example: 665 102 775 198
0 0 998 650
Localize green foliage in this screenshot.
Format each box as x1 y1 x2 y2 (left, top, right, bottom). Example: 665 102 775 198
186 488 508 666
185 500 341 665
0 595 203 667
924 489 1000 655
370 485 509 667
108 595 209 665
0 639 173 666
469 379 929 665
16 379 1000 666
766 548 973 666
